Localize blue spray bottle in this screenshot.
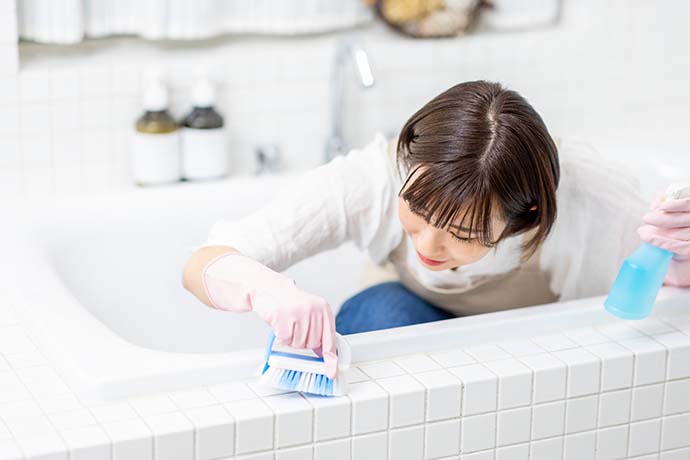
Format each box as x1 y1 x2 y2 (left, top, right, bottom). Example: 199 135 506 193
605 182 690 320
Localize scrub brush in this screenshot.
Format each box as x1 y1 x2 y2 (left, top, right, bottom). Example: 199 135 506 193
259 331 351 396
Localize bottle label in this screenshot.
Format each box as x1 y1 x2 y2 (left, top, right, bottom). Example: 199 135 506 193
130 131 180 185
181 127 228 180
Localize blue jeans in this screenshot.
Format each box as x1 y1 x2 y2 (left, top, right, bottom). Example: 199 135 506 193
335 281 457 335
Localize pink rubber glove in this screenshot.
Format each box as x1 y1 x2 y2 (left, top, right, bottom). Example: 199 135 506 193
201 252 339 379
638 192 690 287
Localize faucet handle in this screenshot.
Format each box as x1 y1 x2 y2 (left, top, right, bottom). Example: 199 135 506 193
255 144 282 175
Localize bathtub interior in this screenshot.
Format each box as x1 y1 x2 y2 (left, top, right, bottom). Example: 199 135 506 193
27 176 372 355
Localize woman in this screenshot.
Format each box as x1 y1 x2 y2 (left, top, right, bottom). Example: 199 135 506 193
182 81 690 379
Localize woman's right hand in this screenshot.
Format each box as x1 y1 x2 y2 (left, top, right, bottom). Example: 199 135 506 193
196 251 339 379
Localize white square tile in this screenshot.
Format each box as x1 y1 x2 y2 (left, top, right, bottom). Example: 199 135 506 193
237 451 275 460
144 411 194 460
629 419 661 457
413 369 462 421
660 448 690 460
564 328 609 347
276 444 313 460
0 419 10 439
553 348 600 397
653 332 690 379
662 413 690 450
519 354 566 403
263 393 313 448
358 360 406 379
389 425 424 460
352 431 387 460
485 359 532 409
565 395 597 433
60 425 111 460
461 413 496 453
129 394 177 416
465 344 510 362
315 438 350 460
596 425 628 460
88 401 139 423
497 407 530 446
664 378 690 415
247 379 292 397
3 348 48 369
532 334 578 352
448 364 497 415
0 399 43 418
224 399 274 454
184 404 235 460
348 381 388 434
48 409 97 430
585 342 633 391
530 437 563 460
627 317 676 335
102 419 153 460
343 367 369 384
0 439 24 460
632 384 664 421
598 389 631 428
207 381 257 402
564 431 595 460
531 401 565 440
425 419 460 459
429 349 476 367
168 388 217 409
497 339 544 357
597 323 644 341
620 337 667 385
14 432 67 460
461 450 494 460
36 394 83 414
377 374 425 428
495 443 529 460
394 354 442 373
4 415 55 437
303 394 350 441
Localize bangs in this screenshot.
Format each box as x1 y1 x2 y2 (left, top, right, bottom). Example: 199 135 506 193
398 164 500 247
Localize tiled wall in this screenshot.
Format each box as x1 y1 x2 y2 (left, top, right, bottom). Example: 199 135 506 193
2 293 690 459
1 0 690 202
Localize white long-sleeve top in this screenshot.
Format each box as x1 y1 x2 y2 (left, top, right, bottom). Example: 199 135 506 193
199 132 648 302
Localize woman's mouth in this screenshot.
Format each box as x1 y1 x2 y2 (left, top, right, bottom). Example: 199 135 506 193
416 251 446 266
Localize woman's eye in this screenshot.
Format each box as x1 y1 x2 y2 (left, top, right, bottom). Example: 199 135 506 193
450 233 475 243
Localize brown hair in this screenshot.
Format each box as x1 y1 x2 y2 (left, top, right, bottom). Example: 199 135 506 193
396 80 560 260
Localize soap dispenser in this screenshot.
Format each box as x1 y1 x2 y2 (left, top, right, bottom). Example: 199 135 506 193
130 75 181 185
180 77 227 181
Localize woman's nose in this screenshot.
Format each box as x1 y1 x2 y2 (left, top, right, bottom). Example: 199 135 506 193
415 227 444 256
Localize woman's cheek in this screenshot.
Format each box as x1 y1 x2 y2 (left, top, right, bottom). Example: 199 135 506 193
449 242 491 265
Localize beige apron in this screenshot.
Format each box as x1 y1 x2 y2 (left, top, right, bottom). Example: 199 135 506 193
384 139 558 316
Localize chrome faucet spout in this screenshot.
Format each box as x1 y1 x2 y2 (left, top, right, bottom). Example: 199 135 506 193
325 38 375 163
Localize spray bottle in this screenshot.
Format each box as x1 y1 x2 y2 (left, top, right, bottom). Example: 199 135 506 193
605 181 690 319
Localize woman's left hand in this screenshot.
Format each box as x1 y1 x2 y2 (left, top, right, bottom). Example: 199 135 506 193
638 194 690 287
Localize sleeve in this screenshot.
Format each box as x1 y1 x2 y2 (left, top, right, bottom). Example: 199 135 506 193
194 132 399 273
539 139 649 301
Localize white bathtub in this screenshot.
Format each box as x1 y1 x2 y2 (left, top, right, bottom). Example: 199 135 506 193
2 172 690 404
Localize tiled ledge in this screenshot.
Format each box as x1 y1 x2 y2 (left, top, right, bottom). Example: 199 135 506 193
2 296 690 459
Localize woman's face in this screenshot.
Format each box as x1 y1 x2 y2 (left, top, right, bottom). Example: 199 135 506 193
398 167 508 271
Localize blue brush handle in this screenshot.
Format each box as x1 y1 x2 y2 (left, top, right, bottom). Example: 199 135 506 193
264 330 327 362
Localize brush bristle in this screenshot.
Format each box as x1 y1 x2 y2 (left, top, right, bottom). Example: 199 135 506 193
259 365 345 396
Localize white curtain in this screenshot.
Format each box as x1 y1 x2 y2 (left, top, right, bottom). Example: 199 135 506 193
18 0 374 44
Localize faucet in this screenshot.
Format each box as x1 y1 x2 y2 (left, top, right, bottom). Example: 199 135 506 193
324 37 375 163
254 144 282 175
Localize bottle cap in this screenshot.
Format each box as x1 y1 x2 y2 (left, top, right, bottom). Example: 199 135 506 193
142 79 168 112
191 77 215 108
